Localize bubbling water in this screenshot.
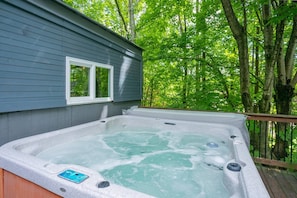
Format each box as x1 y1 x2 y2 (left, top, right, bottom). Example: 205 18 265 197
37 129 232 198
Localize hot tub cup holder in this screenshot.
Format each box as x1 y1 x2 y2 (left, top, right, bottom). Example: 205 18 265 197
227 162 241 172
223 160 246 197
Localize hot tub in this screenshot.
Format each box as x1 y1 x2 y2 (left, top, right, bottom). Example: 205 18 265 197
0 107 269 198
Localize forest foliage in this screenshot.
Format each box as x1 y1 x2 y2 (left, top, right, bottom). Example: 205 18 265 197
64 0 297 115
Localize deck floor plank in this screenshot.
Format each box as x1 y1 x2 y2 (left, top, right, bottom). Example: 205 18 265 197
281 171 297 197
257 166 297 198
274 169 296 198
257 166 286 197
257 166 275 196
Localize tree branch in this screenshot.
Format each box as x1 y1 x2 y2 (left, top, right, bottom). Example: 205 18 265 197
114 0 129 36
220 0 244 40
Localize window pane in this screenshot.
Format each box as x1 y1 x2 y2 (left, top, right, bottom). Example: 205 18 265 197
96 67 109 97
70 65 90 97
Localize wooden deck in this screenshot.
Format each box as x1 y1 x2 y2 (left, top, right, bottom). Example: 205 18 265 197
257 166 297 198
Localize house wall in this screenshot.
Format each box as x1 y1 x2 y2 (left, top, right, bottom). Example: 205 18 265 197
0 0 143 145
0 0 143 113
0 100 140 146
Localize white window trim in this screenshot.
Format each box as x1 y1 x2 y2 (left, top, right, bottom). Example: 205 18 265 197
66 56 114 105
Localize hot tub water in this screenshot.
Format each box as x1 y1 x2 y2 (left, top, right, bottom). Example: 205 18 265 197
37 128 232 198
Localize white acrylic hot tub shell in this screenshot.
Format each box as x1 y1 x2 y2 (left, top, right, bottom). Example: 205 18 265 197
0 108 269 198
124 107 250 147
0 119 154 198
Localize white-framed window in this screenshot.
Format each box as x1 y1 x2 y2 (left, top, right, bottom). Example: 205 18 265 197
66 56 114 105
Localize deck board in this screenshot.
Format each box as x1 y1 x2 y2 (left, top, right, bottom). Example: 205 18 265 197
257 166 297 198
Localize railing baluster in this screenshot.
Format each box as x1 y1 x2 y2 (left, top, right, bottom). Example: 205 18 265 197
246 113 297 168
270 121 274 160
265 121 268 159
258 120 261 158
271 122 281 159
285 123 288 162
252 120 256 157
290 124 293 163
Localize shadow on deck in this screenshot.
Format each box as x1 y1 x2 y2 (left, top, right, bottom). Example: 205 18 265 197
257 166 297 198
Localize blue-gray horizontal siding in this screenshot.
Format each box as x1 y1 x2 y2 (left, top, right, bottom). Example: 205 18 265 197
0 0 142 113
0 2 66 112
0 101 140 146
113 56 142 101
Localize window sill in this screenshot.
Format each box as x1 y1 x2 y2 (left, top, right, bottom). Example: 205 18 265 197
66 97 113 105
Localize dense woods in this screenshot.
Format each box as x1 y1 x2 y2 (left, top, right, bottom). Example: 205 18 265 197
64 0 297 115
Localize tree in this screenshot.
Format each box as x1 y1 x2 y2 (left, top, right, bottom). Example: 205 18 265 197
221 0 297 159
137 0 243 110
221 0 297 115
273 4 297 115
221 0 252 112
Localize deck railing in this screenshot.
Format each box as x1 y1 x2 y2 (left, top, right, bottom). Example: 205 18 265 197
246 113 297 169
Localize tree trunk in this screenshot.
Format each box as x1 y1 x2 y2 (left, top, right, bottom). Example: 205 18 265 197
275 84 294 115
195 0 201 108
259 2 275 114
275 13 297 115
149 78 154 107
177 0 189 109
181 65 188 110
220 0 252 112
252 27 260 113
128 0 136 42
265 1 297 159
